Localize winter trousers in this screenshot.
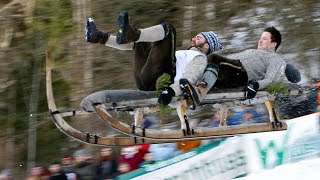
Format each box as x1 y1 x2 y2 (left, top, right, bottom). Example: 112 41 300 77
133 23 176 91
207 53 248 89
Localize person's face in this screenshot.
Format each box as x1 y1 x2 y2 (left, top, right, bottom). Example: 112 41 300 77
190 34 208 48
257 32 277 51
74 155 87 163
121 146 138 155
118 163 130 173
244 111 253 121
101 148 112 157
61 157 73 165
49 164 61 174
31 167 43 176
213 112 220 121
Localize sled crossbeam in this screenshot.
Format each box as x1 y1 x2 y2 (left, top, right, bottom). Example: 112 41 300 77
94 104 287 140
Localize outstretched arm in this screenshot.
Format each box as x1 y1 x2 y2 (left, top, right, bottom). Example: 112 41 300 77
257 54 286 90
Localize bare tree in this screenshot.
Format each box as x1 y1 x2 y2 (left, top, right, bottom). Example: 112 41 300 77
71 0 93 96
0 0 23 48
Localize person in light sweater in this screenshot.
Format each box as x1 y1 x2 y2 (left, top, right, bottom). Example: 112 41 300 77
180 26 301 109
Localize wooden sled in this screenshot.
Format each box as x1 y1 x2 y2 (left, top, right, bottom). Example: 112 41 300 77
46 52 302 146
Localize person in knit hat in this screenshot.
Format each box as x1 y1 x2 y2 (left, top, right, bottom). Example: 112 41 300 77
200 31 224 53
82 10 224 112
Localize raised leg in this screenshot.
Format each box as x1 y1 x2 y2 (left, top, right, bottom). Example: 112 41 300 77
133 42 151 90
134 24 176 91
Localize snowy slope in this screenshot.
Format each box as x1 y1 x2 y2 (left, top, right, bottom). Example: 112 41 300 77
237 157 320 180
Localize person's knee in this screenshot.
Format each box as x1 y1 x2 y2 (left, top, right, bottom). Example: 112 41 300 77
285 63 301 83
139 74 156 91
205 64 219 76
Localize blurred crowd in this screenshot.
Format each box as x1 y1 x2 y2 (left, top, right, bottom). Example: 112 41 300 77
0 140 208 179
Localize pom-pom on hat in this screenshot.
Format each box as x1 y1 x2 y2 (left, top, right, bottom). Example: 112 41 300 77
200 31 223 53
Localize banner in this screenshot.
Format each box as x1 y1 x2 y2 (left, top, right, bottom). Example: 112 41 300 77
116 139 247 180
114 113 320 180
244 112 320 172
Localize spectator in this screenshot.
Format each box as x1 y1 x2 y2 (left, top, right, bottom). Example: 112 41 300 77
148 143 179 161
228 108 261 125
48 161 68 180
210 112 221 127
0 169 13 180
73 149 98 179
61 155 77 180
242 109 262 124
119 146 144 172
112 162 130 178
26 164 50 180
139 117 162 154
96 147 118 179
141 117 157 129
139 151 157 168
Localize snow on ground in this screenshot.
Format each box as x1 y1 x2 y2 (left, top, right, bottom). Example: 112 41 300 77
238 157 320 180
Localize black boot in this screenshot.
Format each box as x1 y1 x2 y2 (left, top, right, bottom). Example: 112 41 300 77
116 11 140 44
85 18 109 44
180 78 208 110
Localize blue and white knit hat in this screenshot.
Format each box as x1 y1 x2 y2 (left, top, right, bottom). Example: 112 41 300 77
200 31 223 53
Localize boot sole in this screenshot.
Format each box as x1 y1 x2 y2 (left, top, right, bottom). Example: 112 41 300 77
116 11 129 44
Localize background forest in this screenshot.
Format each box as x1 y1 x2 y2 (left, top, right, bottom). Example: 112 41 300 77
0 0 319 177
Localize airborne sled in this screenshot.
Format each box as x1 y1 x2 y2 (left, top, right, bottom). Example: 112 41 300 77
46 53 303 146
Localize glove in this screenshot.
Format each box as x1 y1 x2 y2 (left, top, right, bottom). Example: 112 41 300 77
244 80 259 99
158 87 175 105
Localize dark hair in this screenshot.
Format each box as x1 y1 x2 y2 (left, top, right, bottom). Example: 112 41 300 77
264 26 281 51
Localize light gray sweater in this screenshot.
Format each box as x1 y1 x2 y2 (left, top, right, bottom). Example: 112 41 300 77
227 49 286 90
170 47 207 95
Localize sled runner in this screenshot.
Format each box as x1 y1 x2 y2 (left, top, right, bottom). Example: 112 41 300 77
46 53 302 146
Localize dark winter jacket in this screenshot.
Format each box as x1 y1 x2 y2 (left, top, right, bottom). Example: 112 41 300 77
96 160 118 179
74 161 98 180
49 172 68 180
